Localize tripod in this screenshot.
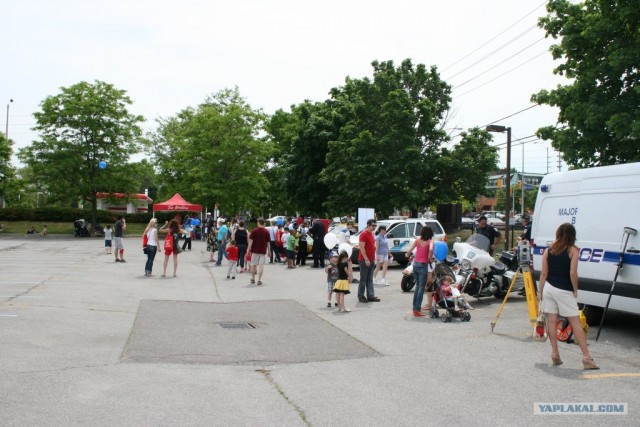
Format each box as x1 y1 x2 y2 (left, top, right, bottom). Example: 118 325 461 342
490 264 538 332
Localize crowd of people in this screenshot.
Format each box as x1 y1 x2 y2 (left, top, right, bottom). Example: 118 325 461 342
107 210 598 370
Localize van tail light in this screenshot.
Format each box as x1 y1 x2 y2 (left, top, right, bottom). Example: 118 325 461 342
444 234 448 243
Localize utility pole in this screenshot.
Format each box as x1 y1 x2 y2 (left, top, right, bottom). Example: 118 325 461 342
5 99 13 139
546 147 550 174
558 153 562 172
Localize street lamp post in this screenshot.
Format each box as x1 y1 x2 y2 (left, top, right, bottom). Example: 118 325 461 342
486 124 511 251
521 143 525 216
5 99 13 139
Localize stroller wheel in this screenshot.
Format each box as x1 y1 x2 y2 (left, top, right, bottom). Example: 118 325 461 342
445 313 452 323
465 312 471 321
429 308 438 318
440 313 447 323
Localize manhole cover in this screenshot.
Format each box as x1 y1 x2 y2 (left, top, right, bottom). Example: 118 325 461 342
217 322 256 329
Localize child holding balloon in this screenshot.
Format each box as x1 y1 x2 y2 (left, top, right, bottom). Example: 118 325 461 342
332 250 353 312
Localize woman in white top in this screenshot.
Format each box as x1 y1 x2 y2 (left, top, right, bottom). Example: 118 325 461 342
143 218 159 277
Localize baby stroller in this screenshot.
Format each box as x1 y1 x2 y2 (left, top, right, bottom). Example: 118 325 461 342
74 219 91 237
430 275 472 322
94 223 104 237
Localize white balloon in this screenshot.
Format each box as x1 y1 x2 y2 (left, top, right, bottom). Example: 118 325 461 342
323 233 338 249
338 243 353 257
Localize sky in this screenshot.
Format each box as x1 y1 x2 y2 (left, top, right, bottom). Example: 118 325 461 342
2 0 569 174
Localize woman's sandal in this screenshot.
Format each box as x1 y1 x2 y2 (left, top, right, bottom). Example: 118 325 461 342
551 354 563 366
582 357 600 370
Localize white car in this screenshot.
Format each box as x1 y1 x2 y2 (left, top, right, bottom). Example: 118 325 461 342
349 218 447 266
486 217 505 228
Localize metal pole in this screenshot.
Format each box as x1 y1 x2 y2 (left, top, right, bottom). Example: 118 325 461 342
504 127 511 251
521 144 525 215
596 227 637 341
5 100 12 139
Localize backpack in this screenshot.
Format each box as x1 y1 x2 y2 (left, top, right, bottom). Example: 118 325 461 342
276 229 284 247
142 233 148 248
164 233 174 251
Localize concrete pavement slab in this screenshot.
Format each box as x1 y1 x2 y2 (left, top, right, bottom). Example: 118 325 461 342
1 235 639 426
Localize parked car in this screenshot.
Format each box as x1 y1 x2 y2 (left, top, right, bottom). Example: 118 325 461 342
460 217 476 230
266 215 285 224
348 219 400 264
349 218 447 266
486 217 505 228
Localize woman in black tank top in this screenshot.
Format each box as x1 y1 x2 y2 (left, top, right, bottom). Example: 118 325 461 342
538 223 599 370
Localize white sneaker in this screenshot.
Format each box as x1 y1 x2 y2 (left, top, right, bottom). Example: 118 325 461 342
380 278 389 286
373 277 379 285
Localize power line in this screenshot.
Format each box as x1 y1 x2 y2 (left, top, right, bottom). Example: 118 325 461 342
453 50 548 98
445 25 539 80
453 37 545 89
441 1 548 74
484 105 539 127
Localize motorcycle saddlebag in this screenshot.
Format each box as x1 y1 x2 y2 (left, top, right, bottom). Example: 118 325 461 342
499 251 517 267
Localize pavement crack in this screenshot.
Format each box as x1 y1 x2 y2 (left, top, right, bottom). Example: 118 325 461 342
0 362 116 376
256 368 311 427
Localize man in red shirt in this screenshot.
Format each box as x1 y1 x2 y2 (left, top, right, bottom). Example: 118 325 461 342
358 218 380 302
248 218 271 286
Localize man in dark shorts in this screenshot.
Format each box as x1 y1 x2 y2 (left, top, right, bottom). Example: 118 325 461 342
248 218 271 286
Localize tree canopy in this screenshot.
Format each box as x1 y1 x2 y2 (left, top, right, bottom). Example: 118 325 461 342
0 133 19 206
532 0 640 167
269 59 497 216
151 88 271 216
18 80 145 227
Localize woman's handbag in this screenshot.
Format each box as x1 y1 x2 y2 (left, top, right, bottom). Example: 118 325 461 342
533 308 548 342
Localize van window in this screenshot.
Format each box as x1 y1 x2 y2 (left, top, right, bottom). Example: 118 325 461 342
414 222 423 236
387 224 408 238
407 222 416 237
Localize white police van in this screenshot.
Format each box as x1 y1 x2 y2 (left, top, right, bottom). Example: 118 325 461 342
531 162 640 323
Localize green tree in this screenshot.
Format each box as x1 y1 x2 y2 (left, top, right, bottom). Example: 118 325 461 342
18 81 144 228
320 59 453 214
532 0 640 167
151 88 271 216
267 101 339 215
433 128 498 205
0 133 18 206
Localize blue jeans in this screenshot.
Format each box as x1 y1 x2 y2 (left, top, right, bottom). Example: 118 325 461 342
145 245 158 274
217 241 227 265
358 261 375 299
412 261 429 311
269 241 281 263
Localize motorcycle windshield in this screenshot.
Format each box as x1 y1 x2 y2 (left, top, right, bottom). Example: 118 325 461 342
466 234 491 252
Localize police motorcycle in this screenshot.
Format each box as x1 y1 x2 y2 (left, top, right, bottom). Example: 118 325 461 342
400 242 457 292
497 240 531 297
454 234 506 299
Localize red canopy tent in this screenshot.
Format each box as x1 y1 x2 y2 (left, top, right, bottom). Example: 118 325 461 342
152 193 202 216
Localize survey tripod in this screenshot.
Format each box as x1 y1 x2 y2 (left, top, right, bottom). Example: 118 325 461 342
491 241 538 332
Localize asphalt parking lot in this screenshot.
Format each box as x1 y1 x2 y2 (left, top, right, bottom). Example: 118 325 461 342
1 235 639 426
